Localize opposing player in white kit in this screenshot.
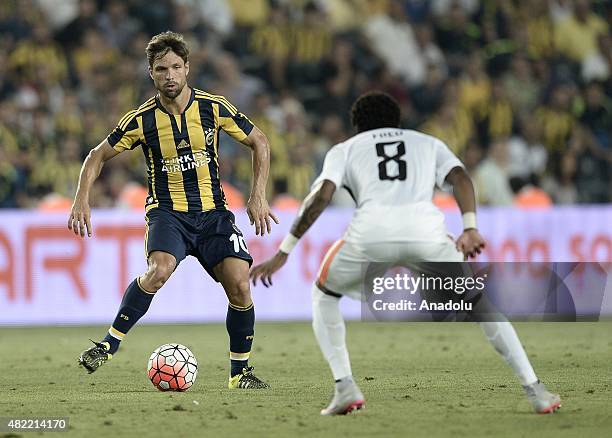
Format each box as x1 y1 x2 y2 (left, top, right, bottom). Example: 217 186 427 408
250 92 561 415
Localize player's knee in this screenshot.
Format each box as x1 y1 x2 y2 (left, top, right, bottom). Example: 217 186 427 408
226 279 251 307
145 259 175 291
152 262 174 285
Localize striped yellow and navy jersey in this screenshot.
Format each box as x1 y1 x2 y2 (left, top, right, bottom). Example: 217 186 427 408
107 88 254 212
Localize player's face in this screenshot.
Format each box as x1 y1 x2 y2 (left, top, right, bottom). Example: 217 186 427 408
149 50 189 99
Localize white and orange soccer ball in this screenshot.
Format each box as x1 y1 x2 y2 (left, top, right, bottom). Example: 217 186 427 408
147 343 198 391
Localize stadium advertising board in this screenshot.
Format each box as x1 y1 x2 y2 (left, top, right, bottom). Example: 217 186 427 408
0 207 611 325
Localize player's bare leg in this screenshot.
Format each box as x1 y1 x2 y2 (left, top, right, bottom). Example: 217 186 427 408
215 257 269 389
139 251 177 292
480 321 561 413
312 284 365 415
79 251 174 373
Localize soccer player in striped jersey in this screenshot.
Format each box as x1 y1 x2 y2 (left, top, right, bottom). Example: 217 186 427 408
70 31 278 389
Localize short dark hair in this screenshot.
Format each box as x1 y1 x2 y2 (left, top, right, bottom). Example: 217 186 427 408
145 31 189 68
350 92 401 132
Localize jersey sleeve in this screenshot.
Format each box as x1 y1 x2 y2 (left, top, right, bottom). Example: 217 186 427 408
434 139 464 187
311 145 346 190
107 110 143 152
217 100 254 142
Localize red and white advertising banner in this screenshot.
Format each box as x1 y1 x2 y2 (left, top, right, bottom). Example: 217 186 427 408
0 207 611 325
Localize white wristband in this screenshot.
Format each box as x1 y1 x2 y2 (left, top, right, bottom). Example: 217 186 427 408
462 212 477 230
279 234 299 254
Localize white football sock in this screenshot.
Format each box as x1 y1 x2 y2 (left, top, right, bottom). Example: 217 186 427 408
480 321 538 386
312 284 352 381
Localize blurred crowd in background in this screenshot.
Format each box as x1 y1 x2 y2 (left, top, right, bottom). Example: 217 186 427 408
0 0 610 211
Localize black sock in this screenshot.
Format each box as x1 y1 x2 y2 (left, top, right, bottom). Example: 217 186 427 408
102 278 155 354
226 302 255 376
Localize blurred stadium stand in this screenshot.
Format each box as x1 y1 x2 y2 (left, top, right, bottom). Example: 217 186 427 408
0 0 610 210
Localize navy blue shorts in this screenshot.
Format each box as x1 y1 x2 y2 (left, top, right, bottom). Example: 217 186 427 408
144 208 253 282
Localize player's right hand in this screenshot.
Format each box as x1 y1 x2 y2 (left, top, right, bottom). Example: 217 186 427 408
68 198 92 238
250 251 288 287
456 229 486 260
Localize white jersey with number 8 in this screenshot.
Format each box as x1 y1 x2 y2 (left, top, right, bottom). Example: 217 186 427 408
313 128 464 244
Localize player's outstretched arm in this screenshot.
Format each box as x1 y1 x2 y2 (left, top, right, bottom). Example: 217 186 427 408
288 179 336 239
68 140 119 238
241 126 279 236
445 167 486 259
250 180 336 287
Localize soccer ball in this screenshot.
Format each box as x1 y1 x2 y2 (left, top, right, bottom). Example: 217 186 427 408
147 343 198 391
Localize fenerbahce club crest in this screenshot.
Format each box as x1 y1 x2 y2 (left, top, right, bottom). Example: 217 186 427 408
205 128 216 146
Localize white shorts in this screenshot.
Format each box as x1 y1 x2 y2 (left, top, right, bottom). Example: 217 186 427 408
316 239 464 301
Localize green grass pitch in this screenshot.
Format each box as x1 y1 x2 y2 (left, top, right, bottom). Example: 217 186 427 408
1 321 611 437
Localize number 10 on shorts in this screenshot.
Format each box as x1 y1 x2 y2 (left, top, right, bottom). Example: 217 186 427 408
229 233 249 253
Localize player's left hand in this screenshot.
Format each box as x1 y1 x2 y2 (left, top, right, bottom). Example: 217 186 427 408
246 194 279 236
250 251 288 287
456 229 486 260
